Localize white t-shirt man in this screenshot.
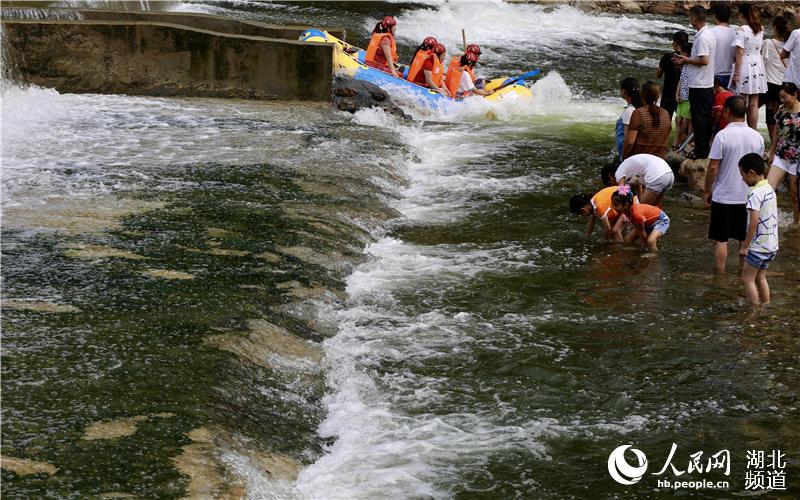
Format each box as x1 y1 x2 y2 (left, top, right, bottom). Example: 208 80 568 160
783 28 800 85
710 24 736 77
615 154 672 185
709 122 765 204
687 24 717 88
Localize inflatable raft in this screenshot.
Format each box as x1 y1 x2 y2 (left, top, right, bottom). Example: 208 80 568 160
299 30 535 109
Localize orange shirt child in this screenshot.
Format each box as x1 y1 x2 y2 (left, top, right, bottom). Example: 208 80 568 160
629 203 663 227
591 186 639 224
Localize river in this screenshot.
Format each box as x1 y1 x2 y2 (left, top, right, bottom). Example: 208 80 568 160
2 1 799 498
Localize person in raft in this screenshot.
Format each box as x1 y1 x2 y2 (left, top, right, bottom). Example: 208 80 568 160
365 15 401 78
570 186 638 242
465 44 483 87
407 37 451 97
738 153 778 306
445 52 493 98
613 153 675 207
611 184 670 252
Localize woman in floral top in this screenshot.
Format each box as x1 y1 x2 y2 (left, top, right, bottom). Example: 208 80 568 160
767 82 800 223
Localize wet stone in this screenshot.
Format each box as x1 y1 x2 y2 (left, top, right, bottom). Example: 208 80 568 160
63 243 150 260
143 269 195 280
1 456 58 476
83 416 148 440
2 300 80 313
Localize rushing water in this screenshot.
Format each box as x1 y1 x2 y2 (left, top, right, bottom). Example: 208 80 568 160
2 2 799 499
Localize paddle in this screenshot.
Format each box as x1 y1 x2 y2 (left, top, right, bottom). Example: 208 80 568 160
495 69 541 90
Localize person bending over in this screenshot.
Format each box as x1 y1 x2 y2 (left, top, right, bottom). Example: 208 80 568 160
570 186 638 242
611 185 670 252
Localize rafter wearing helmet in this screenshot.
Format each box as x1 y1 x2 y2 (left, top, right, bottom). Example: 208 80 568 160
407 37 451 97
445 51 492 98
365 15 400 77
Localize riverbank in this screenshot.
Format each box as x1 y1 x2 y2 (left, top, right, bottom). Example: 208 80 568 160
515 0 793 18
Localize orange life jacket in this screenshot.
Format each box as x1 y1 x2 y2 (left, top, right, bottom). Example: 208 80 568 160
365 32 397 68
445 56 465 97
407 50 444 87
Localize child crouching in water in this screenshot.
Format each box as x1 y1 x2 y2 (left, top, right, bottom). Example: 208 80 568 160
738 153 778 306
611 185 670 252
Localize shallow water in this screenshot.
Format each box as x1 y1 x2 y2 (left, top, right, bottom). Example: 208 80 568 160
2 1 799 498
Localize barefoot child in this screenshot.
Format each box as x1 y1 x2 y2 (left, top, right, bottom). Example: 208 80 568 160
672 42 692 151
738 153 778 305
610 185 670 252
570 187 638 241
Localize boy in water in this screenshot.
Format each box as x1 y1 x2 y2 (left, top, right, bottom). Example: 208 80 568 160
738 153 778 305
610 185 670 252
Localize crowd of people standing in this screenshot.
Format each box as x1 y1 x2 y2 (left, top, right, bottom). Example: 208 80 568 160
576 4 799 307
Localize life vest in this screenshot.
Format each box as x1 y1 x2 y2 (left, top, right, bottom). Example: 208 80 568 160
407 50 443 87
365 32 397 68
445 56 463 97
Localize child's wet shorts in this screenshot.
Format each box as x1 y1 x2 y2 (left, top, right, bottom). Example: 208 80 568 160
645 212 670 235
745 250 777 270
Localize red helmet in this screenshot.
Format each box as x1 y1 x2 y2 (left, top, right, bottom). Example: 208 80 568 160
423 36 438 48
434 43 446 55
464 52 478 64
466 44 481 56
382 15 397 27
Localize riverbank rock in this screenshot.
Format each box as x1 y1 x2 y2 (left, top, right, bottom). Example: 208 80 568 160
528 1 791 18
664 150 685 180
332 76 408 119
679 158 709 194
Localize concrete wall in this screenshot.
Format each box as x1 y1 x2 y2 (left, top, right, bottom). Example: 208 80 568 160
1 19 335 100
75 10 346 41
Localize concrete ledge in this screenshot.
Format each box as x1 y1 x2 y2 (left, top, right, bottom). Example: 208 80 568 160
1 9 346 41
2 19 335 100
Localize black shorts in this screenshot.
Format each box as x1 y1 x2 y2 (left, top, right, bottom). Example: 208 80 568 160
708 202 747 242
765 82 781 102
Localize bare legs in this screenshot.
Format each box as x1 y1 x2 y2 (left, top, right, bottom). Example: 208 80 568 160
742 93 759 130
742 264 770 305
767 166 800 224
713 240 745 273
639 189 665 207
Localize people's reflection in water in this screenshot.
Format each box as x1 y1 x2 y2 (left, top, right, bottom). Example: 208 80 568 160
580 243 667 314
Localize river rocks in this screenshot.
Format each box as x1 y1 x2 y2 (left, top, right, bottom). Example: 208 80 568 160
0 456 58 476
83 416 149 440
676 192 707 209
3 300 81 313
541 1 791 18
679 158 709 194
332 76 408 118
143 269 195 280
63 243 150 260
